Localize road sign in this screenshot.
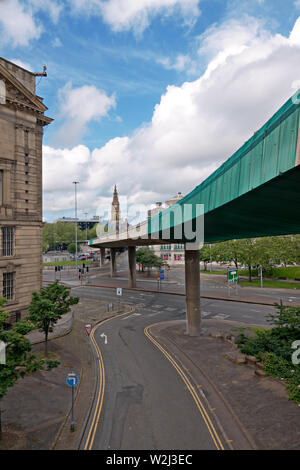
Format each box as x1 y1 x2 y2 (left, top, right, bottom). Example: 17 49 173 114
117 287 123 296
84 324 92 336
160 269 164 280
227 268 238 284
66 373 79 387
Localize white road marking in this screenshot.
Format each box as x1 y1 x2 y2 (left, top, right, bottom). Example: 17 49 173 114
100 333 108 344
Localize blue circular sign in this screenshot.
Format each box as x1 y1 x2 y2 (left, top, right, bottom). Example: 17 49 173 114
66 373 79 387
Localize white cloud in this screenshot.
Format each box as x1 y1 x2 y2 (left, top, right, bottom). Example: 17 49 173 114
43 15 300 220
53 82 116 147
9 58 33 72
157 54 196 73
295 0 300 10
0 0 63 47
69 0 200 35
0 0 42 47
28 0 63 23
51 37 62 48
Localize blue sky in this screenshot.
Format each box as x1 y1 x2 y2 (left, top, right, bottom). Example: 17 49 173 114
1 0 300 222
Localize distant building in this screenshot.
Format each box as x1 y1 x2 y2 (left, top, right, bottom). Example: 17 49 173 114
109 185 129 234
150 192 185 265
0 58 52 322
111 185 120 234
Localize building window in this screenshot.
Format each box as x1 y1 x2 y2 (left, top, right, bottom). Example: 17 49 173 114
2 227 14 256
0 170 3 206
3 272 14 300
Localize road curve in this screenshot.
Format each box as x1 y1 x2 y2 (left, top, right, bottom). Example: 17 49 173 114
81 306 229 451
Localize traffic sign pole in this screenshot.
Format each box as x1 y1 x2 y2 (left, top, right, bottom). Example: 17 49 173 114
71 385 75 431
66 372 78 432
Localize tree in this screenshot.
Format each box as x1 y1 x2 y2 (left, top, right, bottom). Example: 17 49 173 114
67 243 76 254
136 248 163 272
199 245 211 270
27 282 79 356
0 298 59 439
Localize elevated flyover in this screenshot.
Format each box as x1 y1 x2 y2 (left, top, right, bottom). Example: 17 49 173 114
91 91 300 335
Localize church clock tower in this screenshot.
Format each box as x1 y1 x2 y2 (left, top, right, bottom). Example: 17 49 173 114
111 185 120 234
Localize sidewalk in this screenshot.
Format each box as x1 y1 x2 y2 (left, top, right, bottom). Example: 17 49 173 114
149 319 300 450
0 299 131 450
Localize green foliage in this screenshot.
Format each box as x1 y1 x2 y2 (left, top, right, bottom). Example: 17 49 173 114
67 242 76 254
235 303 300 403
27 281 79 356
209 234 300 281
136 247 163 270
199 245 211 270
43 221 93 251
0 298 59 402
267 304 300 331
43 259 93 267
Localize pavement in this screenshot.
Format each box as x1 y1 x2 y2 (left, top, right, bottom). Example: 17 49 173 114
1 292 300 450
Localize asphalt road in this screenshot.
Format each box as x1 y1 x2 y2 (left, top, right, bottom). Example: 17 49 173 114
79 292 227 450
73 285 277 450
72 285 275 326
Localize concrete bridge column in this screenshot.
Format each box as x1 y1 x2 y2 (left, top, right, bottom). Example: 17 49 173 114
110 248 117 277
128 246 136 288
184 249 201 336
99 248 105 267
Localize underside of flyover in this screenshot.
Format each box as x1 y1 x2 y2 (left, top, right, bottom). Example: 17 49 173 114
204 164 300 242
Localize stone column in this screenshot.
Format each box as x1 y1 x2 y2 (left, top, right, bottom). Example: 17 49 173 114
184 249 201 336
128 246 136 288
110 248 117 277
99 248 105 267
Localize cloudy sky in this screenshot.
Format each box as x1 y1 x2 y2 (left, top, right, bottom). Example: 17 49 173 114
1 0 300 221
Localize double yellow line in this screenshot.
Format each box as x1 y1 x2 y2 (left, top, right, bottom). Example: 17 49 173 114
84 308 224 450
84 308 135 450
144 325 225 451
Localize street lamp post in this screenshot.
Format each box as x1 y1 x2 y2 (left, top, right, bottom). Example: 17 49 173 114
84 212 88 245
73 181 79 275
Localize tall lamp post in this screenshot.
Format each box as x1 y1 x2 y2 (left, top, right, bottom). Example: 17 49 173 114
73 181 79 274
84 212 88 245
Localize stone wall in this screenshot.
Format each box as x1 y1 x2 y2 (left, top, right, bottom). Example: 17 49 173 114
0 58 51 322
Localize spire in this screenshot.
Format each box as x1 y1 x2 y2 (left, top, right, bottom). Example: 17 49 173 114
111 184 120 234
113 184 119 205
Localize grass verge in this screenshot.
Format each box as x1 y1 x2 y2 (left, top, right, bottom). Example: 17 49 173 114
43 260 94 267
240 280 300 289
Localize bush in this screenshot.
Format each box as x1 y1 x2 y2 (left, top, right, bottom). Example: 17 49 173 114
235 303 300 403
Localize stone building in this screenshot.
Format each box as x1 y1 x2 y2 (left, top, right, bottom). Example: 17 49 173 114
0 58 52 322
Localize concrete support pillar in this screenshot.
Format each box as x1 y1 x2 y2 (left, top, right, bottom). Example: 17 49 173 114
110 248 117 277
99 248 105 267
128 246 136 288
184 249 201 336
